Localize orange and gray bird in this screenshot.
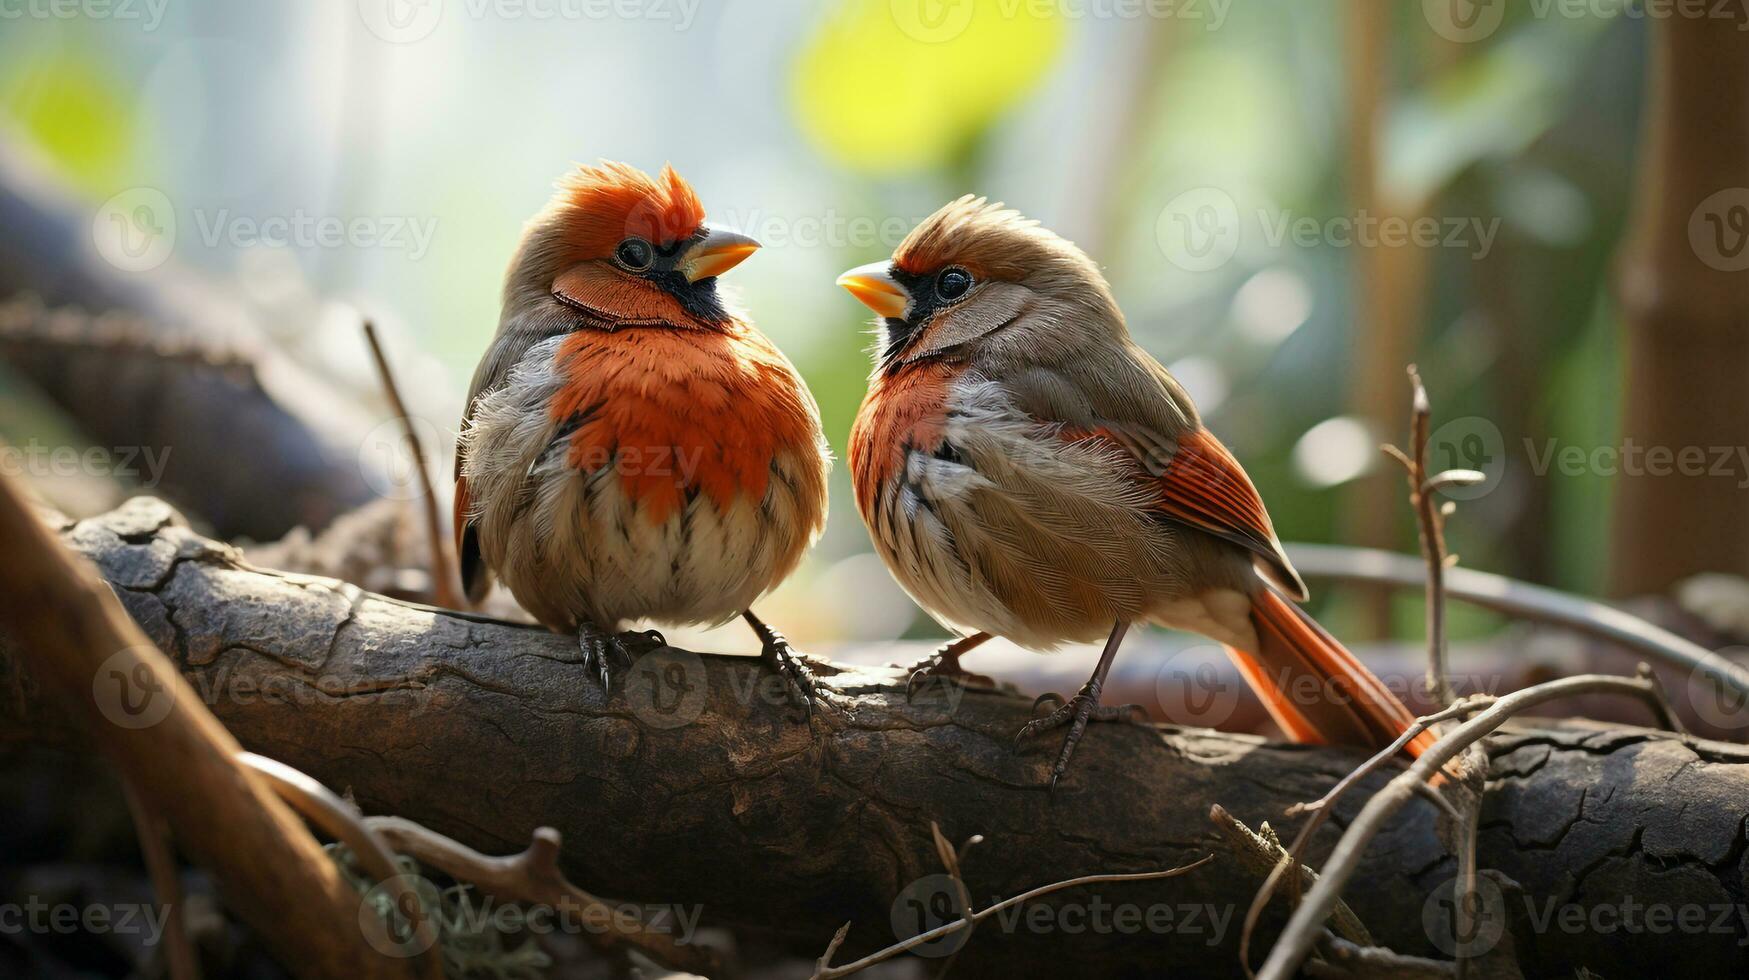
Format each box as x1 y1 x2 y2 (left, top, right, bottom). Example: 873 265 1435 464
837 196 1434 784
455 162 830 706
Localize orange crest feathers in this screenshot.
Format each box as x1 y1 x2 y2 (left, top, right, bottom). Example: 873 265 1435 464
894 194 1043 280
550 161 707 259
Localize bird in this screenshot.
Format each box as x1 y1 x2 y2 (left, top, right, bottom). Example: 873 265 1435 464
455 161 830 709
837 195 1436 785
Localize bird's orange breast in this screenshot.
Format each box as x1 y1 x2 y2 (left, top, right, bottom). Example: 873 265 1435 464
848 360 959 518
548 323 823 525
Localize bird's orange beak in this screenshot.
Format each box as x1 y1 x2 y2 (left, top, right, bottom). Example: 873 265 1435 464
836 261 910 320
680 225 760 283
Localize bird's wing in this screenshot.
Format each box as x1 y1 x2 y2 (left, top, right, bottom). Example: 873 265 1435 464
455 321 566 602
1002 342 1307 600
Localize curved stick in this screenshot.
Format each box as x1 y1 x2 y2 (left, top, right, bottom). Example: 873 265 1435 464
363 817 721 976
240 753 443 979
1287 543 1749 700
1255 673 1681 980
811 856 1215 979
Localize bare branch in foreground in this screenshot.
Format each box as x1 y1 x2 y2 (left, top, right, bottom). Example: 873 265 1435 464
1239 697 1490 975
239 752 442 976
1255 672 1691 980
363 816 721 976
1286 543 1749 705
810 856 1215 979
0 478 415 979
121 781 200 980
1306 935 1457 979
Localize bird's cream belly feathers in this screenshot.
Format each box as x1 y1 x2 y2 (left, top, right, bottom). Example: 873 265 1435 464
460 334 825 631
495 456 819 631
863 375 1238 649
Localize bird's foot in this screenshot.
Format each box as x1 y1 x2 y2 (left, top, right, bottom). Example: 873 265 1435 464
740 611 817 721
759 630 817 721
1013 686 1149 790
579 628 666 696
905 646 996 702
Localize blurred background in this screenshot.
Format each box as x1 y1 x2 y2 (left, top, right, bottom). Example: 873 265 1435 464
7 1 1749 976
2 0 1746 689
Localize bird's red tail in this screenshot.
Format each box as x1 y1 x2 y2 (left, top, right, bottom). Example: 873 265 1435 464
1224 588 1437 757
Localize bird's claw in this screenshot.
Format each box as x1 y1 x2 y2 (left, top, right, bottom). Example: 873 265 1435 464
621 628 667 652
904 647 996 702
761 631 818 721
1013 684 1150 789
1028 691 1068 716
579 629 667 697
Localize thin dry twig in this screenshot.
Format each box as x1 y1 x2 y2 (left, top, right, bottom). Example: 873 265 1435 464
1286 543 1749 704
1450 761 1486 980
1631 661 1687 734
1210 804 1370 961
364 816 721 976
1307 935 1456 979
1255 672 1685 980
239 753 442 978
362 320 462 610
1381 366 1483 707
1236 697 1489 975
121 780 201 980
927 821 983 980
816 924 852 977
810 855 1215 979
1286 698 1489 822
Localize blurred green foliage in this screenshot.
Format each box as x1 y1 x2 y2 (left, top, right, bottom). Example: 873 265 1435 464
0 2 1662 646
1 46 133 193
793 0 1065 174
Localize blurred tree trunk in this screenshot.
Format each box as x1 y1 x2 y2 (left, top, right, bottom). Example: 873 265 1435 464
1342 1 1432 636
1478 236 1557 584
1610 11 1749 596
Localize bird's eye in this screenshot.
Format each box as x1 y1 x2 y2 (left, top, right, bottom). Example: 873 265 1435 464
615 238 654 270
936 267 973 301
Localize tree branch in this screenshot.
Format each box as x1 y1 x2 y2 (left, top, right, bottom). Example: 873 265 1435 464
1255 673 1693 980
7 499 1749 977
0 483 415 979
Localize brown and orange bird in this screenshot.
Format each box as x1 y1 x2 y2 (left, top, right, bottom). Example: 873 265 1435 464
838 196 1436 785
455 162 829 707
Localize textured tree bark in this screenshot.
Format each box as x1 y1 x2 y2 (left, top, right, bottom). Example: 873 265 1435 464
5 500 1748 978
1609 10 1749 595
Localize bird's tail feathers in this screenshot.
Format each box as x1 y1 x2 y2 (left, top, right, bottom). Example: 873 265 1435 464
1224 586 1437 757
